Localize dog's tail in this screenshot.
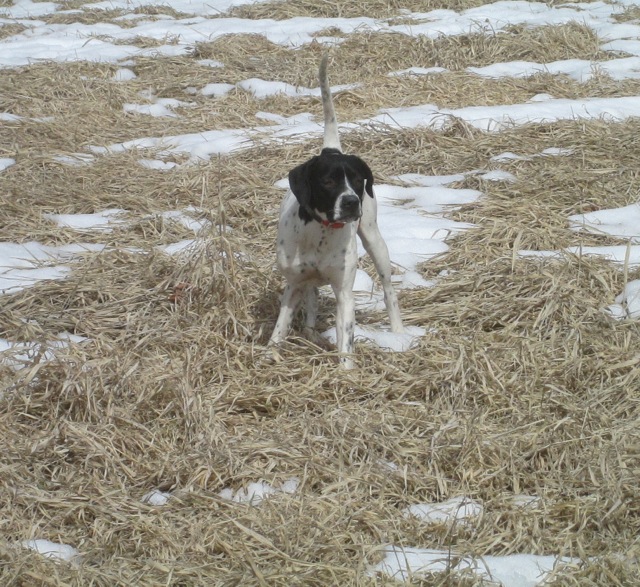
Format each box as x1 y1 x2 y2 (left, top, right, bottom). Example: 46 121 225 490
319 53 342 152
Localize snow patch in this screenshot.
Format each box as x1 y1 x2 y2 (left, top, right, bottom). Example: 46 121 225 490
0 332 88 370
403 496 483 525
141 489 171 506
0 242 105 294
371 546 577 586
0 157 16 171
21 539 80 562
219 478 299 506
44 209 127 232
322 325 427 353
569 202 640 243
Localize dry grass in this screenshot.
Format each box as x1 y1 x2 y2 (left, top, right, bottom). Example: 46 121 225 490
614 5 640 23
1 23 634 157
192 23 609 85
229 0 490 19
0 22 26 39
2 2 640 586
43 9 127 26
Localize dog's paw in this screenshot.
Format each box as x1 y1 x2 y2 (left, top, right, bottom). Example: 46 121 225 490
255 344 282 368
339 357 355 370
302 328 335 351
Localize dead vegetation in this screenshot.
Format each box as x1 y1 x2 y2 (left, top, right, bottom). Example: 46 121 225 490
1 1 640 586
229 0 493 19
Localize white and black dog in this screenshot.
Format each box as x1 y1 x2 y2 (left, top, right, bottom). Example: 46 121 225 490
269 55 403 368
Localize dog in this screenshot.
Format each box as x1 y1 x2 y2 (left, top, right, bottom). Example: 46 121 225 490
269 54 404 369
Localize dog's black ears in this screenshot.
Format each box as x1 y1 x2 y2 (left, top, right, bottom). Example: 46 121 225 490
347 155 374 198
288 158 317 223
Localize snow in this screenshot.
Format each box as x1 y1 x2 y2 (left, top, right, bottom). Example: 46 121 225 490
403 496 483 525
141 490 171 506
200 82 236 97
0 208 209 295
511 494 542 509
0 157 16 171
480 169 517 182
157 238 202 257
1 0 639 69
0 241 105 294
82 95 640 163
113 67 136 81
393 173 466 186
520 194 640 323
569 203 640 243
138 158 178 170
371 546 576 586
389 66 449 77
468 57 640 82
44 209 127 231
322 324 427 353
519 244 640 267
124 101 179 118
236 78 357 99
219 478 299 506
159 208 211 233
0 332 88 370
3 0 640 581
197 59 224 68
53 153 95 166
370 181 478 289
370 96 640 134
21 539 80 562
44 206 208 234
0 0 59 19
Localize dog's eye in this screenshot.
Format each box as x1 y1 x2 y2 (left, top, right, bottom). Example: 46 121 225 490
322 178 337 189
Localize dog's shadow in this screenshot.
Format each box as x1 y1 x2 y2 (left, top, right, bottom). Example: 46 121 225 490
253 286 336 351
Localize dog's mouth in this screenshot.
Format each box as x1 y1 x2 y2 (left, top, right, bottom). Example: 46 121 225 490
333 203 362 224
336 213 361 223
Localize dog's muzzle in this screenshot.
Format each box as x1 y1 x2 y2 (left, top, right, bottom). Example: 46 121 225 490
336 194 361 222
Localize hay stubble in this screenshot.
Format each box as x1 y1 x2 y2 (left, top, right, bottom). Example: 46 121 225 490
1 3 640 586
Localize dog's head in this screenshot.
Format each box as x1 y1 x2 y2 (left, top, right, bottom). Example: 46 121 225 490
288 148 374 225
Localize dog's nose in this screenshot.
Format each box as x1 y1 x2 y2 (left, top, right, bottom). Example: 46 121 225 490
341 195 360 212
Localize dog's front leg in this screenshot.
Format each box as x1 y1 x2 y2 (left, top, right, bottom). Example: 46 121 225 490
269 283 303 345
332 272 356 370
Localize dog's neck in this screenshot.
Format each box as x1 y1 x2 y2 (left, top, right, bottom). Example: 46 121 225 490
321 219 345 229
299 202 347 229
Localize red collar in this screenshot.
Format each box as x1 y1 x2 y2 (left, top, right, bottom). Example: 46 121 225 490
321 220 345 229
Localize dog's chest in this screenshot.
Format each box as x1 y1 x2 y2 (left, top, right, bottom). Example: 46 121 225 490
277 207 356 282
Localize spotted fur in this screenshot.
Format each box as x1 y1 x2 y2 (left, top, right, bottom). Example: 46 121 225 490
269 55 404 369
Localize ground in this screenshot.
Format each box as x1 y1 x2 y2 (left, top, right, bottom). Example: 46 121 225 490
1 0 640 585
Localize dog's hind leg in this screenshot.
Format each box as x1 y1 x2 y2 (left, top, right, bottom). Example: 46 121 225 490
358 222 404 334
301 286 331 349
269 283 304 345
358 190 404 333
303 285 319 338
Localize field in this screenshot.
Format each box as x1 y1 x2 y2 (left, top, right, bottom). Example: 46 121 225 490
1 0 640 585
